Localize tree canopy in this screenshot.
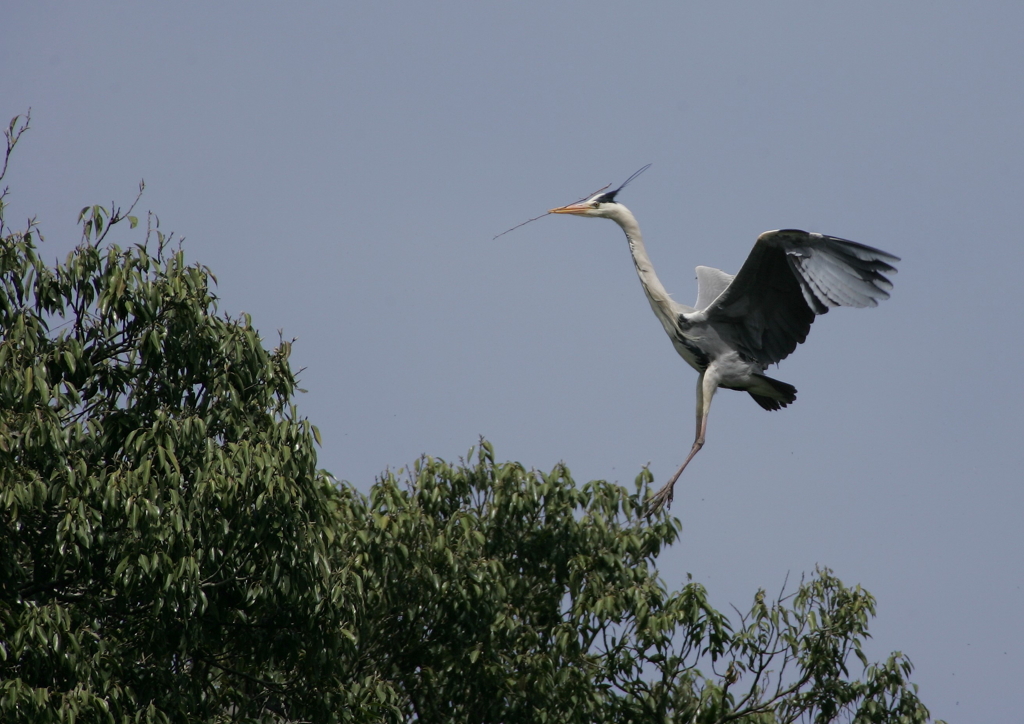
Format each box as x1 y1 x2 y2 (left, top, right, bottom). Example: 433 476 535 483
1 114 942 723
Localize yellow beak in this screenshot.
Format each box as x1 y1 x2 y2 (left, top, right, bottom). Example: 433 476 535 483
548 203 590 215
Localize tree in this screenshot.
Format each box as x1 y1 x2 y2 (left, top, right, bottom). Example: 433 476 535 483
339 449 941 724
1 112 346 722
1 114 943 723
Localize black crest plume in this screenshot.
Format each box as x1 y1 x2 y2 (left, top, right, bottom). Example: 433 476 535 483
596 163 652 204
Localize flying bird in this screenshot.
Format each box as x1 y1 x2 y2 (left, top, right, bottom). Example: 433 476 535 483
547 166 899 514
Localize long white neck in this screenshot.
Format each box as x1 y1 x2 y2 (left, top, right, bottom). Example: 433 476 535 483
609 205 681 331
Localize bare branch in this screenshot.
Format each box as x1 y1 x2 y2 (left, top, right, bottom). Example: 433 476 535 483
0 108 31 182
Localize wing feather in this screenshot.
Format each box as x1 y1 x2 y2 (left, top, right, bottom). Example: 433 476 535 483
704 230 899 366
694 266 734 310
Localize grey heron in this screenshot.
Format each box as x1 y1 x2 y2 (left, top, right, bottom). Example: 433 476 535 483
548 166 899 514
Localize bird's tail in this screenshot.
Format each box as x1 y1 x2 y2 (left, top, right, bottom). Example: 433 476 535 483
748 374 797 411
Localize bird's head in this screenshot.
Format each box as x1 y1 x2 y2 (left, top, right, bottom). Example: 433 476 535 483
549 164 651 220
549 189 624 218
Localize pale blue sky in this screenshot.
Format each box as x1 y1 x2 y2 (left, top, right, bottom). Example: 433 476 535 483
4 3 1023 720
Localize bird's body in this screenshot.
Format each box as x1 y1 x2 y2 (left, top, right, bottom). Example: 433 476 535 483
549 167 899 513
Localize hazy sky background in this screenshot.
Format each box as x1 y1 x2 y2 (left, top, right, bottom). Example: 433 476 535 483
4 3 1022 720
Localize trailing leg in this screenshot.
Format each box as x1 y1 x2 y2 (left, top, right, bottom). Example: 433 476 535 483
646 368 720 515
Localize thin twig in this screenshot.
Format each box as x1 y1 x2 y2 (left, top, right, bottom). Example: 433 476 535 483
1 109 31 182
492 183 611 240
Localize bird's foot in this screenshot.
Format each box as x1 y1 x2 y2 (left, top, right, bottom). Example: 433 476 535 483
644 482 675 517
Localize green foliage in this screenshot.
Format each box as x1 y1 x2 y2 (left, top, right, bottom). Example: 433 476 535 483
0 115 942 723
341 449 941 724
1 114 340 722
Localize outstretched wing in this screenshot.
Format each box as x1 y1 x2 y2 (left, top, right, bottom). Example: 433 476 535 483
694 266 734 311
702 229 899 366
